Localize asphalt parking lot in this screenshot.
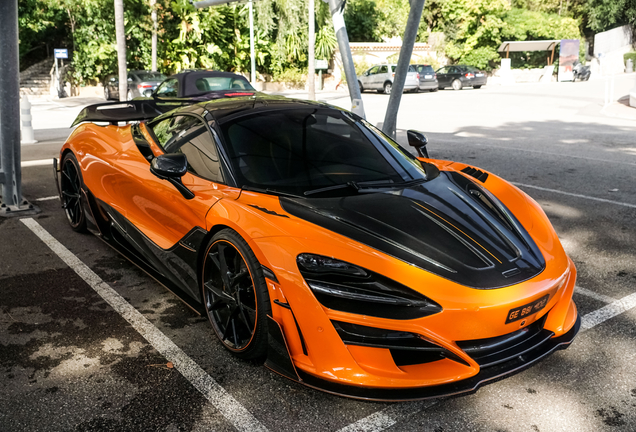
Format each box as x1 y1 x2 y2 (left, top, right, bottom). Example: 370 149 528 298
2 75 636 431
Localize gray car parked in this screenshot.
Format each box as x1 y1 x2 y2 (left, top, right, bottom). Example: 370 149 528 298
357 64 419 94
104 70 167 101
412 64 438 92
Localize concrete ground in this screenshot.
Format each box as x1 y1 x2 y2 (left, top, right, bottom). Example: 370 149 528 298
2 74 636 431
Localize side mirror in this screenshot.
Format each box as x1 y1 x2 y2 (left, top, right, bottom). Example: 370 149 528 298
150 153 195 199
407 130 429 158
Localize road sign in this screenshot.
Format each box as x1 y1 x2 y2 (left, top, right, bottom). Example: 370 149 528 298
315 59 328 70
54 48 68 59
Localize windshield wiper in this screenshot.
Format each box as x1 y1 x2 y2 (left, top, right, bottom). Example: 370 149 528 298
303 179 426 197
241 185 299 198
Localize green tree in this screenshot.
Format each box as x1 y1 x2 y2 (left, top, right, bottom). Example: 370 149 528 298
586 0 636 32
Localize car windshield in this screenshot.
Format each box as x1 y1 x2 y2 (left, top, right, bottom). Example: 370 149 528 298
137 72 167 81
193 77 255 93
218 108 427 196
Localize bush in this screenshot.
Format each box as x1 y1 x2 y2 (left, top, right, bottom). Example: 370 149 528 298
273 68 307 89
625 52 636 66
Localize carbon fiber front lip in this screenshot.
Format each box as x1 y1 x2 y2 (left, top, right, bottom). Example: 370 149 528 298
289 315 580 402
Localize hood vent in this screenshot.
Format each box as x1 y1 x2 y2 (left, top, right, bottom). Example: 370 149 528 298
461 166 488 183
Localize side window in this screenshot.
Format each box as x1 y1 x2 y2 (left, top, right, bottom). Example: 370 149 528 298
368 66 379 75
156 78 179 97
378 65 388 74
149 115 223 183
448 67 459 74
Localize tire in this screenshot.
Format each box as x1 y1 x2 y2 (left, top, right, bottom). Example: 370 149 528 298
127 90 133 101
473 85 482 89
358 81 364 93
201 229 271 360
430 88 438 92
451 79 463 91
60 153 87 233
104 87 110 100
383 82 392 95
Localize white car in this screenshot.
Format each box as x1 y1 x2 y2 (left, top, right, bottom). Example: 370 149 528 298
357 64 420 94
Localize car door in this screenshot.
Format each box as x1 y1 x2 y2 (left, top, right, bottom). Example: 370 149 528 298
376 65 389 88
361 66 377 89
110 113 226 298
436 66 452 87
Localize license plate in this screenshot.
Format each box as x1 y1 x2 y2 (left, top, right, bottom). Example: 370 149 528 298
425 75 433 79
505 295 549 324
476 73 484 77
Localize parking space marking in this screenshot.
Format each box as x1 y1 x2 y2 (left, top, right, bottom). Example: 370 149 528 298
581 291 636 331
21 159 53 167
575 286 616 304
336 401 438 432
35 195 60 201
511 182 636 209
20 218 268 432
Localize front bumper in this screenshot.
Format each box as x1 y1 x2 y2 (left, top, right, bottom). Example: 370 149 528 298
270 314 580 401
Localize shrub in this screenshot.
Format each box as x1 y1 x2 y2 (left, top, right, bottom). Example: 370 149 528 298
625 52 636 66
273 68 306 89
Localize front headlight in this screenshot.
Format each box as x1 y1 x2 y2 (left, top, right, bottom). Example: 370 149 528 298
297 253 442 320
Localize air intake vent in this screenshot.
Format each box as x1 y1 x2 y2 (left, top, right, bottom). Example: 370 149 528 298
461 166 489 182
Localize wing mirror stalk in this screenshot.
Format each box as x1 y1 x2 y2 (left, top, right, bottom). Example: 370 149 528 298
150 154 195 200
407 130 429 158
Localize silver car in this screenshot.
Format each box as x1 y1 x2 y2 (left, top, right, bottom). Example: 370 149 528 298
357 64 420 94
104 70 167 101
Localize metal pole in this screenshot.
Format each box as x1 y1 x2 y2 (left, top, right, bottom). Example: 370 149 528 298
0 0 36 216
308 0 315 100
249 0 256 84
114 0 127 100
382 0 425 139
327 0 365 118
151 0 158 71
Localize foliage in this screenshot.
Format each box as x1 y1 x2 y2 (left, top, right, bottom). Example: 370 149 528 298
625 52 636 65
344 0 382 42
586 0 636 32
18 0 68 69
272 67 306 88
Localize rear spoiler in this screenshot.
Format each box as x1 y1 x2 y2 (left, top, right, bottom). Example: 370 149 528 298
71 100 164 127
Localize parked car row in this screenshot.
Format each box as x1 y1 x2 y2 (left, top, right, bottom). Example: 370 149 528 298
357 64 487 93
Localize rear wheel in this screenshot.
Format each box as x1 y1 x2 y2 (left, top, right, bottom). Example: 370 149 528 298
473 85 482 89
358 81 364 93
104 87 110 100
452 79 463 91
201 229 271 360
383 82 392 95
60 153 87 232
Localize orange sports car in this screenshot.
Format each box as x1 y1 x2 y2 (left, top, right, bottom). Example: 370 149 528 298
55 95 579 401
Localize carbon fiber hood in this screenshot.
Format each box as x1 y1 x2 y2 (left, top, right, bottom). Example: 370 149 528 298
280 171 545 289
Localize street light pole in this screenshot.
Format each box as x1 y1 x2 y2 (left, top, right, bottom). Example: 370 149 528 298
308 0 315 100
382 0 425 139
326 0 364 118
249 0 256 83
114 0 127 101
0 0 37 217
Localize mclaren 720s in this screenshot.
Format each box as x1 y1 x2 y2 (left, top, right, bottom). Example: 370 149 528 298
55 94 580 401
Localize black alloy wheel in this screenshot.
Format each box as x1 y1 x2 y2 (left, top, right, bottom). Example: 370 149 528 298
451 79 463 91
60 153 87 232
383 82 392 95
202 229 270 360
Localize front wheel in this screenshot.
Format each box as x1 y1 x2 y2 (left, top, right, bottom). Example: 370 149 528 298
201 229 271 360
451 79 463 91
104 87 110 100
358 81 364 93
473 85 482 89
383 82 392 95
60 153 87 232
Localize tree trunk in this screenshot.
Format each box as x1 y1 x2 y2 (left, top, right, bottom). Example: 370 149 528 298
114 0 127 101
150 0 157 71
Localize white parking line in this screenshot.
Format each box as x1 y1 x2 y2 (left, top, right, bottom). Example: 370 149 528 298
581 291 636 331
21 159 53 167
35 195 59 201
20 218 268 432
336 401 438 432
575 286 616 304
512 182 636 209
